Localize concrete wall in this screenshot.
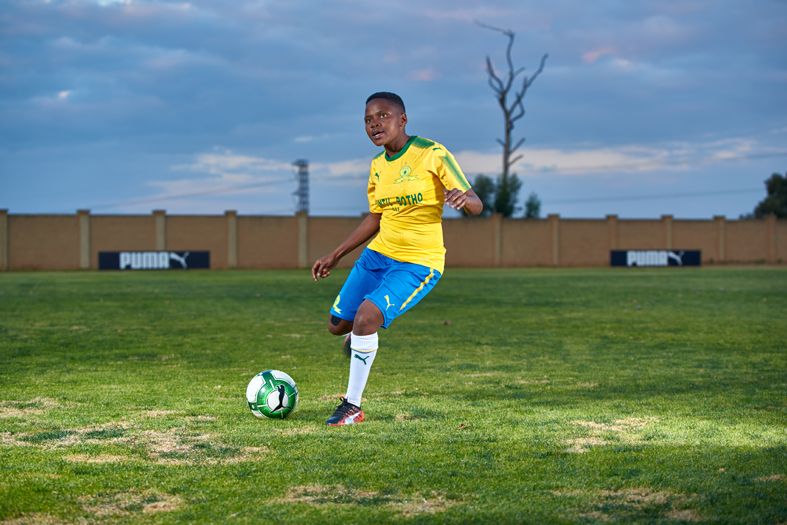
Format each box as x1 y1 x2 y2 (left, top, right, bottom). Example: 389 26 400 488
238 215 299 268
500 218 553 266
8 214 80 270
1 210 784 270
90 215 156 269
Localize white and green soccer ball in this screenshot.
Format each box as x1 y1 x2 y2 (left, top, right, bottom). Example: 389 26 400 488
246 370 298 419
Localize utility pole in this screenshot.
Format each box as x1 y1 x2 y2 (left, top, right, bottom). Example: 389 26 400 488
293 159 309 215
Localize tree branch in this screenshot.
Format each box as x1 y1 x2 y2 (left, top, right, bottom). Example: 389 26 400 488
477 20 547 197
527 54 549 87
509 100 525 124
485 57 504 93
510 138 525 155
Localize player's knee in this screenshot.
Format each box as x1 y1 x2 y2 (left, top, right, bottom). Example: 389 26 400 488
353 306 383 335
328 315 350 336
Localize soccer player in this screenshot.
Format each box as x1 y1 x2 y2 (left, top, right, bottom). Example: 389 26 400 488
312 92 483 426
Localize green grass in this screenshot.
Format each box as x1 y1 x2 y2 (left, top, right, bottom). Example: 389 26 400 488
0 267 785 524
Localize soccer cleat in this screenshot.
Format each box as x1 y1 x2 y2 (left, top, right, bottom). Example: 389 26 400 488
343 334 352 358
326 397 364 426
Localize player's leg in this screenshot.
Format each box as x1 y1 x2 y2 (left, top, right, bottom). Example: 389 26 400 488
325 248 388 337
327 314 354 358
364 262 441 329
329 260 439 426
327 299 383 426
328 315 353 336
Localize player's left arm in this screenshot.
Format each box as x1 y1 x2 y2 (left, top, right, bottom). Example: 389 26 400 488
444 188 483 215
432 146 483 215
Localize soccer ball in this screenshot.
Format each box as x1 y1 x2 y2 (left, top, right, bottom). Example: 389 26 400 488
246 370 298 419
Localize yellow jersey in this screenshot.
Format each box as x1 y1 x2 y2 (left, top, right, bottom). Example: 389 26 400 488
366 135 471 274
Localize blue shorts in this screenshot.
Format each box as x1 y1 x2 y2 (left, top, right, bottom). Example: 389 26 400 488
330 248 441 329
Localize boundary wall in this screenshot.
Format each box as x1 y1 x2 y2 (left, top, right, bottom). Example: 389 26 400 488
0 209 784 270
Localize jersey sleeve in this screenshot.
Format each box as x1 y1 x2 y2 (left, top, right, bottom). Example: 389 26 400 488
429 146 471 191
367 162 383 213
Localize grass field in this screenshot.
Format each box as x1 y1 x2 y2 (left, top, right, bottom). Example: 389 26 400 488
1 267 786 524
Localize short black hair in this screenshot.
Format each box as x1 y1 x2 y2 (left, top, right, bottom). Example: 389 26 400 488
366 92 405 113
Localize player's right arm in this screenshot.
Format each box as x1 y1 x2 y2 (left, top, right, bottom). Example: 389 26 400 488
311 212 381 281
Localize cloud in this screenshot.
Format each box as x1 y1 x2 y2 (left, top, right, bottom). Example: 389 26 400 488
407 68 440 82
2 0 786 220
312 158 369 178
172 150 292 175
454 138 783 176
581 47 617 64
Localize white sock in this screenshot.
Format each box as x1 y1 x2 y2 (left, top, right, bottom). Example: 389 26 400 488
345 332 378 407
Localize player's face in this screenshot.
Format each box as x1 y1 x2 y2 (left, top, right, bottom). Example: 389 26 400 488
364 99 407 149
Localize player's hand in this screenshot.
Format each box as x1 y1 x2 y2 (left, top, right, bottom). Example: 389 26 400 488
443 188 468 210
312 254 339 281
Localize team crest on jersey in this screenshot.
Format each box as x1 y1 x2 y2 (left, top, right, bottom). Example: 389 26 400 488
394 165 419 184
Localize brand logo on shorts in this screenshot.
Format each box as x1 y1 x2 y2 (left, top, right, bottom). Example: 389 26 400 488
384 295 395 310
332 295 342 314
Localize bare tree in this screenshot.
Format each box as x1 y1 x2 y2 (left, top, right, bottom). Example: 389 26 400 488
478 22 547 193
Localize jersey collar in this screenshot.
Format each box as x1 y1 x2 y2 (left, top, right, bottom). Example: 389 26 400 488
384 135 417 162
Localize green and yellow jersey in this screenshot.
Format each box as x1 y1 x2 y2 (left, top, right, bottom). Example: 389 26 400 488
366 135 471 274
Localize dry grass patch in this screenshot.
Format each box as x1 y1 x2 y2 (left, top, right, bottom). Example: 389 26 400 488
319 393 344 401
65 454 130 464
3 421 131 450
0 513 68 525
516 379 550 384
278 485 459 516
186 415 217 421
755 474 784 482
0 432 35 448
564 437 612 454
138 429 211 460
394 413 421 421
578 510 610 521
279 485 381 505
272 426 316 436
599 488 673 506
0 398 61 419
140 410 180 418
561 488 698 522
14 472 61 480
566 417 659 451
4 422 249 465
468 372 496 377
666 509 703 522
395 491 456 517
80 490 183 517
218 446 269 464
577 382 599 387
0 407 43 419
573 417 657 433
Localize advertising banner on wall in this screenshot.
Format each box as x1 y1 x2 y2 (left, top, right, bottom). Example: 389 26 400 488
610 250 701 267
98 251 210 270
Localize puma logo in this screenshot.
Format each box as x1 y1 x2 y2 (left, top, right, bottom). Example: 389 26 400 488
270 384 287 412
384 295 395 310
668 250 685 266
354 353 369 365
169 251 190 269
332 295 342 314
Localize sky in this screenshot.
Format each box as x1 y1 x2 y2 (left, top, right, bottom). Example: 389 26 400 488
1 0 786 219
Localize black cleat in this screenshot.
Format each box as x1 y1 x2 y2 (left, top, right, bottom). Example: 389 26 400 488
343 334 352 358
326 397 364 426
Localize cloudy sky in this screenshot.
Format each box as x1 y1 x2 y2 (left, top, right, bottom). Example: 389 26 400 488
1 0 785 219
